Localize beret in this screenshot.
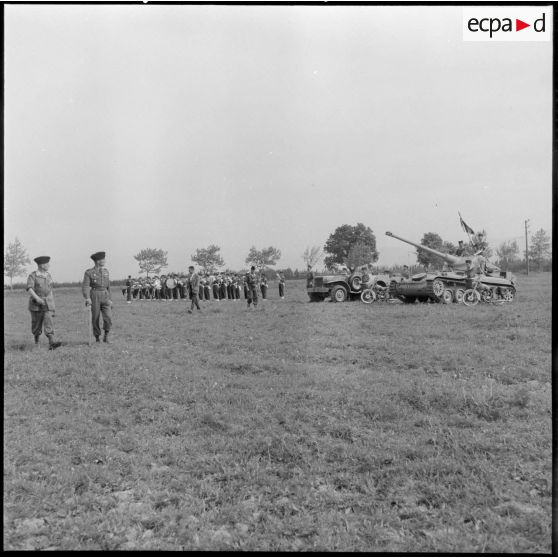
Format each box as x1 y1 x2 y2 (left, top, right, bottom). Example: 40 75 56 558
34 256 50 265
91 251 106 261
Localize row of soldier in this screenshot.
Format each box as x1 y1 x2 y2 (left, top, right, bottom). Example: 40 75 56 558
123 271 287 302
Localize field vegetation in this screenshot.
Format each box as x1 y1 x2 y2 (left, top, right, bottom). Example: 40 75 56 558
3 274 552 551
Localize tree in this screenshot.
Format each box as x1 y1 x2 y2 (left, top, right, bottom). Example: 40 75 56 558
191 245 225 273
530 228 551 270
302 245 323 269
496 240 520 269
346 241 376 271
416 232 444 268
133 248 168 277
245 246 281 271
323 223 378 269
4 238 30 289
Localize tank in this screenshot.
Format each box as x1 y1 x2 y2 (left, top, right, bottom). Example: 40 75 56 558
385 231 516 303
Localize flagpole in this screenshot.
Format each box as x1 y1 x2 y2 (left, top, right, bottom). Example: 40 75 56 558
458 211 474 247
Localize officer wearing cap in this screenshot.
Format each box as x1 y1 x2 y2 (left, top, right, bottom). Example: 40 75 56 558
26 256 62 350
82 251 113 343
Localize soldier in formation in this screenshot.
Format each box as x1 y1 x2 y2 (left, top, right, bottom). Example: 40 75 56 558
245 266 259 308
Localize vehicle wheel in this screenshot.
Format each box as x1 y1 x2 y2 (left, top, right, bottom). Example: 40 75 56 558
350 275 363 291
454 289 465 304
480 289 493 303
463 289 480 306
432 279 445 298
330 285 348 303
442 289 453 304
361 289 376 304
502 288 515 302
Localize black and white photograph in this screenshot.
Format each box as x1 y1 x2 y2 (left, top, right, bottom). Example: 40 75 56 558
3 2 552 552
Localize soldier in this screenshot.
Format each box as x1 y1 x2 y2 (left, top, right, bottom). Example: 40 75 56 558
402 265 410 280
26 256 62 350
235 275 242 299
124 275 132 303
456 240 466 257
278 271 286 299
212 275 220 300
82 251 113 343
306 265 314 288
204 274 211 300
245 266 259 308
187 266 201 313
260 272 268 299
473 232 487 254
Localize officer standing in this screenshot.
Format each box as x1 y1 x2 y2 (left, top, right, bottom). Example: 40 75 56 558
82 252 113 343
26 256 62 350
245 266 259 308
125 275 133 303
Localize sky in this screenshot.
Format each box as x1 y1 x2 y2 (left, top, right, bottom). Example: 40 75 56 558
4 4 553 281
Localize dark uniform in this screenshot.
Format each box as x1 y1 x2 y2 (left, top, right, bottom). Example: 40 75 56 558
26 256 61 349
245 268 259 308
278 272 286 299
188 268 201 312
82 251 113 342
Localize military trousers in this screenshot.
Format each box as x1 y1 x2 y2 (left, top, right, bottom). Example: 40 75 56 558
247 287 258 307
30 309 55 339
90 289 112 338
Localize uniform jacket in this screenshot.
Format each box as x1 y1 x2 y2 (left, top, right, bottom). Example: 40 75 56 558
27 271 55 312
189 272 200 291
82 266 111 297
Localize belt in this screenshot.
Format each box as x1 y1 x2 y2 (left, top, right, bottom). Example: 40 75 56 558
91 287 108 291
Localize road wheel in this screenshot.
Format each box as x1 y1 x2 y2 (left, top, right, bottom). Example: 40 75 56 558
442 289 453 304
454 289 465 304
463 289 480 306
330 285 348 303
361 289 376 304
432 279 445 298
480 289 493 303
502 288 515 302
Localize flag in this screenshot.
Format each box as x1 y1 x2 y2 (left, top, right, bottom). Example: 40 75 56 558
459 214 475 236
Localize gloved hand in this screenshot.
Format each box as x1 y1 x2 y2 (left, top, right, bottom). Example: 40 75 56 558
85 298 92 307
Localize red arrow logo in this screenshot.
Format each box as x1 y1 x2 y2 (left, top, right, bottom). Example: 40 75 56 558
516 19 530 31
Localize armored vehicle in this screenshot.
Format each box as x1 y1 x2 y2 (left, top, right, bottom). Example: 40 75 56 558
385 231 516 303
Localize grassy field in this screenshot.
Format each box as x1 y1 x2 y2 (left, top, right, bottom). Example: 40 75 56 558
3 274 552 552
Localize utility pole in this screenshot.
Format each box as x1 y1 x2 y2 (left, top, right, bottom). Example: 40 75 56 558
524 219 530 275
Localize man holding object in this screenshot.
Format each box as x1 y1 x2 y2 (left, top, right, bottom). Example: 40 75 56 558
82 251 113 343
26 256 62 350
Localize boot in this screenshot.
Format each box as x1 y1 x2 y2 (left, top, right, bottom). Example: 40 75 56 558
34 336 40 346
103 332 110 343
47 336 61 350
95 336 100 343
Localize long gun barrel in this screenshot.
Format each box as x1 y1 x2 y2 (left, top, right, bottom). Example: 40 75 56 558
385 231 461 266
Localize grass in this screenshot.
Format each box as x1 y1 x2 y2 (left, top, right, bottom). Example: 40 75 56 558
3 274 552 551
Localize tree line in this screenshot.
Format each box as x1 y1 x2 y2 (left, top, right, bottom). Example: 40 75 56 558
4 225 552 288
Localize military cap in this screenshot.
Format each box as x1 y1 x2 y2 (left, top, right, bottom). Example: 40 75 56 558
90 251 106 261
34 256 50 265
